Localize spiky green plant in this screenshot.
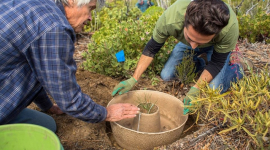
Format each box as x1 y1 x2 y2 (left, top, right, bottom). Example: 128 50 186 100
188 65 270 149
136 93 158 114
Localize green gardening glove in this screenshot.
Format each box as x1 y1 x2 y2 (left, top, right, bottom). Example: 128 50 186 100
112 77 137 96
183 87 199 115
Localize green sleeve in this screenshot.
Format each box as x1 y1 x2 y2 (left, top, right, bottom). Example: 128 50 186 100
214 23 239 53
152 13 170 44
152 0 188 44
213 3 239 53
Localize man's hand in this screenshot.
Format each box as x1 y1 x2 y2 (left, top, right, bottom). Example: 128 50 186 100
183 87 199 115
47 104 64 115
112 77 137 96
105 103 140 122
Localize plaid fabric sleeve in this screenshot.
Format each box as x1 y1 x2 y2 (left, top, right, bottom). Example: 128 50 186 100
28 26 107 123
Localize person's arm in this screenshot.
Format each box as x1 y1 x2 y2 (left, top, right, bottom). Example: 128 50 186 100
193 70 213 89
194 51 230 88
111 37 164 96
195 17 239 87
133 55 153 80
133 37 164 80
184 51 230 114
28 26 107 123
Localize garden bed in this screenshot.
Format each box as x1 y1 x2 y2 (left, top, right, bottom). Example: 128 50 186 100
28 34 270 150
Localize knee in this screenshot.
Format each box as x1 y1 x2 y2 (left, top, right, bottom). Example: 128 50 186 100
160 69 175 81
46 115 57 133
39 113 57 132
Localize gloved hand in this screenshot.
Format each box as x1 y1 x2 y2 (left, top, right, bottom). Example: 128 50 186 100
112 77 137 96
183 87 199 115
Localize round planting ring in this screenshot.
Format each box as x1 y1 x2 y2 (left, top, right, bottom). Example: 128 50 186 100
107 90 188 150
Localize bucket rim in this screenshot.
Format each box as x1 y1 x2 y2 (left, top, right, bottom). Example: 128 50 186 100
0 123 61 149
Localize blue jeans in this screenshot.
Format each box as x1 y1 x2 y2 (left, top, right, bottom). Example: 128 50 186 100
6 108 65 150
6 108 57 132
160 42 243 93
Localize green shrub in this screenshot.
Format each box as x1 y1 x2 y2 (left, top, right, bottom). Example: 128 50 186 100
224 0 270 43
238 7 270 43
82 6 176 78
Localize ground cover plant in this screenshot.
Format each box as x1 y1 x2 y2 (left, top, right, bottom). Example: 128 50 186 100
187 65 270 149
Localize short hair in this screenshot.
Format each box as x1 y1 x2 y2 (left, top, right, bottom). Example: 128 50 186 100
55 0 105 7
184 0 230 36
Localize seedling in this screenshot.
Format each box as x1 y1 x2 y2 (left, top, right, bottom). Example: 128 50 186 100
136 93 158 114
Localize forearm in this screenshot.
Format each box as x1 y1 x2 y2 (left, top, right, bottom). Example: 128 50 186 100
133 54 153 80
205 51 230 78
194 69 213 89
195 51 230 89
134 37 164 80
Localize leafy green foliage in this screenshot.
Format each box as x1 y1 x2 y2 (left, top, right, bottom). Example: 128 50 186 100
238 7 270 43
224 0 270 43
82 5 175 78
83 1 141 33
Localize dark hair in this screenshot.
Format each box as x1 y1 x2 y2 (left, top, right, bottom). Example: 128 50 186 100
184 0 230 36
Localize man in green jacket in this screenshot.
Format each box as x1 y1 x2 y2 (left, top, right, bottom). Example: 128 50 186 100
112 0 243 114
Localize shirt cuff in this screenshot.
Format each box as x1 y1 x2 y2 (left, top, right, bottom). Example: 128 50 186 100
142 37 164 57
90 104 107 123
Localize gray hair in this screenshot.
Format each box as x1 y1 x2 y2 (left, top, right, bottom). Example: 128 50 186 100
56 0 105 7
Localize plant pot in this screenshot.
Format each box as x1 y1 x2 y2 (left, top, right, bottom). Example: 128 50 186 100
132 104 161 132
108 90 188 150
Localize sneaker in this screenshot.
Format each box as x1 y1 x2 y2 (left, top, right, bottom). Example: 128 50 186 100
230 51 254 71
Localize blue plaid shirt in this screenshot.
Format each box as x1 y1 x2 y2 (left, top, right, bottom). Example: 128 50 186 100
0 0 107 124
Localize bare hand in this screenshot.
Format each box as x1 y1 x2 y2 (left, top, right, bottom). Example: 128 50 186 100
47 104 64 115
105 103 140 122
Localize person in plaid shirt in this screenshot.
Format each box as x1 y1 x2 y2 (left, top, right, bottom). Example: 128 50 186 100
0 0 139 132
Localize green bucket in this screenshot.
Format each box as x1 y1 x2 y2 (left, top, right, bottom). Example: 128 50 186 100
0 124 62 150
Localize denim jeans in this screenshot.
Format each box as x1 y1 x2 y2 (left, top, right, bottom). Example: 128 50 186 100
160 42 243 93
6 108 57 132
6 108 65 149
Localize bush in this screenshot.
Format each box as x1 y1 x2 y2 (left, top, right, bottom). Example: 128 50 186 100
82 6 176 78
238 8 270 43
